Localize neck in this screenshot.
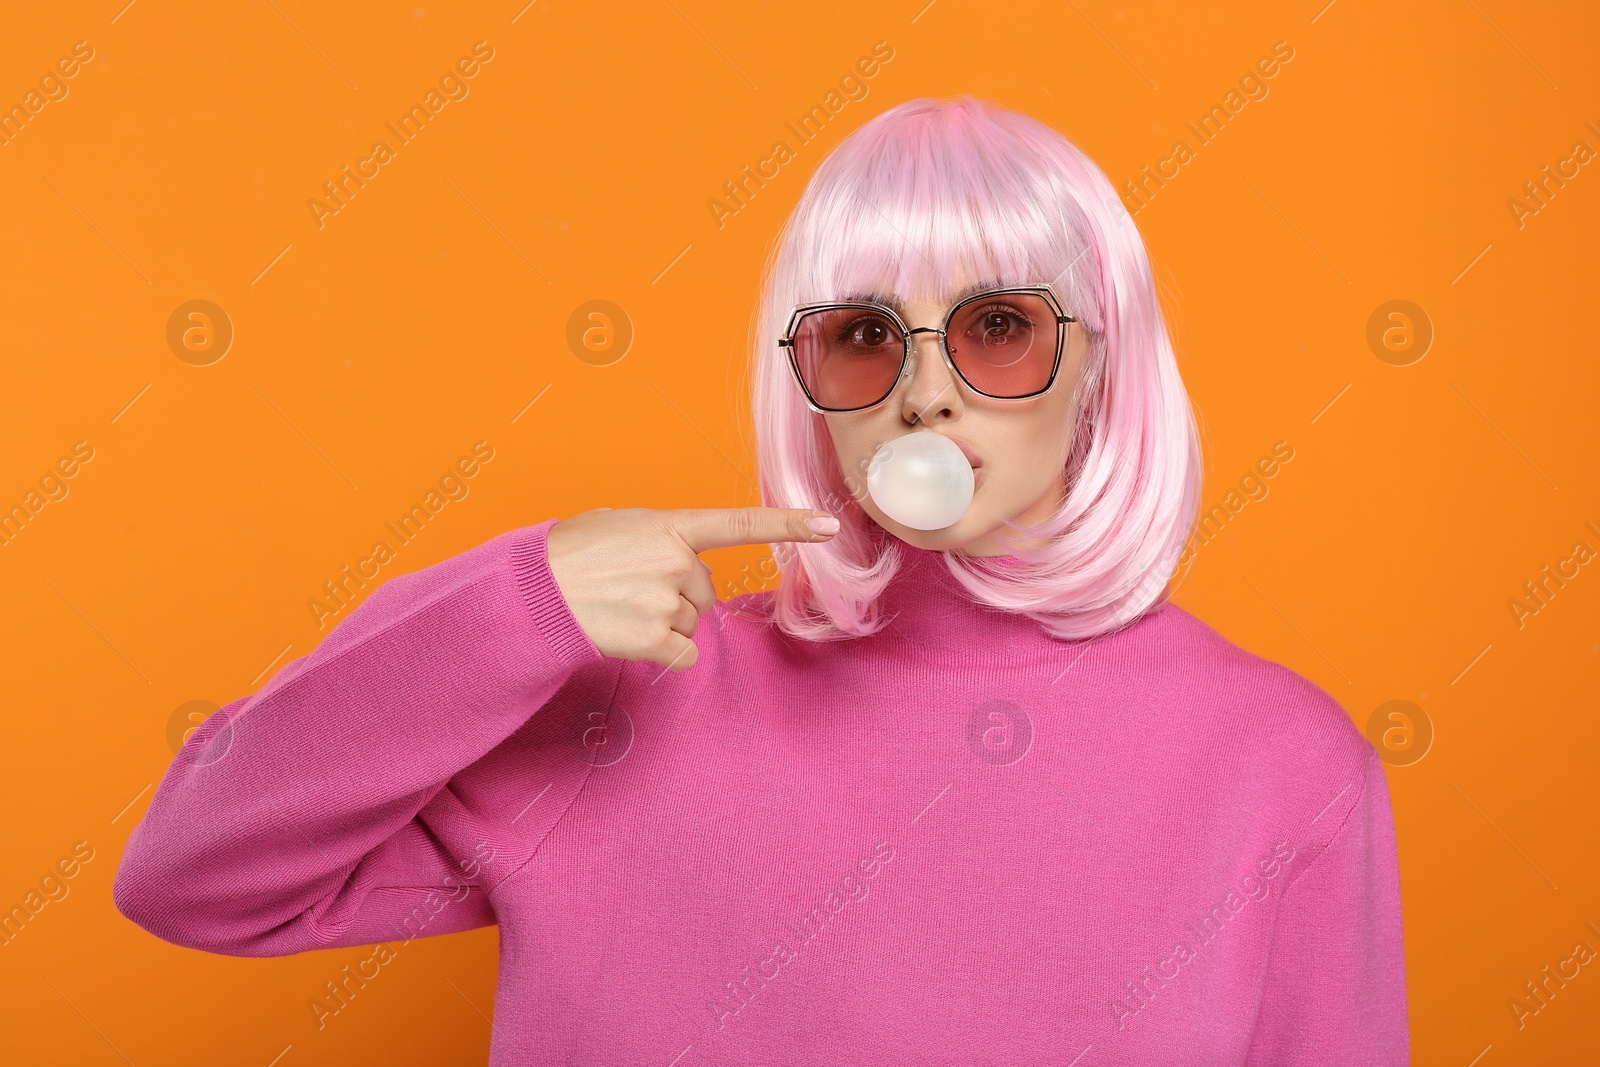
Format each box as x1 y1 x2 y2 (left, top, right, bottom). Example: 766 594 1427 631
871 540 1055 652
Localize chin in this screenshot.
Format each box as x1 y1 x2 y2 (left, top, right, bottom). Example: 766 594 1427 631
862 467 1001 551
872 509 997 553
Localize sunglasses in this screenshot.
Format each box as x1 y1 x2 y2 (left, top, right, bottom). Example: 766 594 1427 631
780 284 1076 414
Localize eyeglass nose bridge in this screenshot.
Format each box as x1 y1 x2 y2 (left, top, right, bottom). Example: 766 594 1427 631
897 325 956 380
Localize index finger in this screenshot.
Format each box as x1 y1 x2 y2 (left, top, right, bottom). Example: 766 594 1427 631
665 507 840 553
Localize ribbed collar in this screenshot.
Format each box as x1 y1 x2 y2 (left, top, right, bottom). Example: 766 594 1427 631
870 541 1068 655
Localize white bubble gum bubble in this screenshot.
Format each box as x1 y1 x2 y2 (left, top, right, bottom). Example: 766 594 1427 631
866 433 975 531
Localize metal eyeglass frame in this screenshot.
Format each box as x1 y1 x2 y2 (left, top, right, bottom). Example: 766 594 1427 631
778 283 1077 414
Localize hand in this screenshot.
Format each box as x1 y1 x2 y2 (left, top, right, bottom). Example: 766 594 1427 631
545 506 840 671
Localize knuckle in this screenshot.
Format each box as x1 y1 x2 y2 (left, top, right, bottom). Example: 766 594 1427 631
630 586 673 618
729 508 758 543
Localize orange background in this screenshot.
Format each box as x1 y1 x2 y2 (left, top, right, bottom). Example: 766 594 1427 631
2 1 1597 1063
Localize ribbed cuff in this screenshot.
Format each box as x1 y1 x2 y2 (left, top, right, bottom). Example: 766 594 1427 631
509 519 605 668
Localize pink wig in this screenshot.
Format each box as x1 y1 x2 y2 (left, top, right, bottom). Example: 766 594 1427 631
748 95 1202 642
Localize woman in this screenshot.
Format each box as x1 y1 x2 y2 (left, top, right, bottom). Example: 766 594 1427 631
115 96 1408 1064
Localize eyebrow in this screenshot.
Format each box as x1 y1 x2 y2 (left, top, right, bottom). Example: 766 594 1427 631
837 281 1005 310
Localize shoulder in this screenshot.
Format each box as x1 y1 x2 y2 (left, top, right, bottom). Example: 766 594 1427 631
1119 601 1375 778
706 589 792 660
1119 603 1385 872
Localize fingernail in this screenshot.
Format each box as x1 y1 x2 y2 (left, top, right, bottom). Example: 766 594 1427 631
807 515 840 536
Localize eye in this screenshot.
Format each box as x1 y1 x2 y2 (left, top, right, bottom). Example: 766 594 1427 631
965 302 1035 346
832 313 900 351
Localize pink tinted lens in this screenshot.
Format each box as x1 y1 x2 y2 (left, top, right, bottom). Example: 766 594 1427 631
945 292 1058 397
790 306 905 410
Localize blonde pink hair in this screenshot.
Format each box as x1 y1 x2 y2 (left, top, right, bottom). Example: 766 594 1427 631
747 95 1202 641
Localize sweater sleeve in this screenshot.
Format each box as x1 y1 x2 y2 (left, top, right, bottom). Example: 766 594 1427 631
1244 748 1411 1065
113 518 616 957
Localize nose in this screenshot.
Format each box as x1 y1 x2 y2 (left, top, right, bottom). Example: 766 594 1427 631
898 329 965 425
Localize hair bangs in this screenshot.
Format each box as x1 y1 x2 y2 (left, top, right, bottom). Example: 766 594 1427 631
793 113 1093 319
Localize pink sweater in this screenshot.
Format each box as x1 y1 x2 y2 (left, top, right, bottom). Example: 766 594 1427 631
115 518 1409 1065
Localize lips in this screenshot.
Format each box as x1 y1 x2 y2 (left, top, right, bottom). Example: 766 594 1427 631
944 435 982 469
873 432 984 470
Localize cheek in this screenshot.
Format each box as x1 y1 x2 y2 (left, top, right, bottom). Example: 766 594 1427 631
824 421 872 495
984 415 1072 497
